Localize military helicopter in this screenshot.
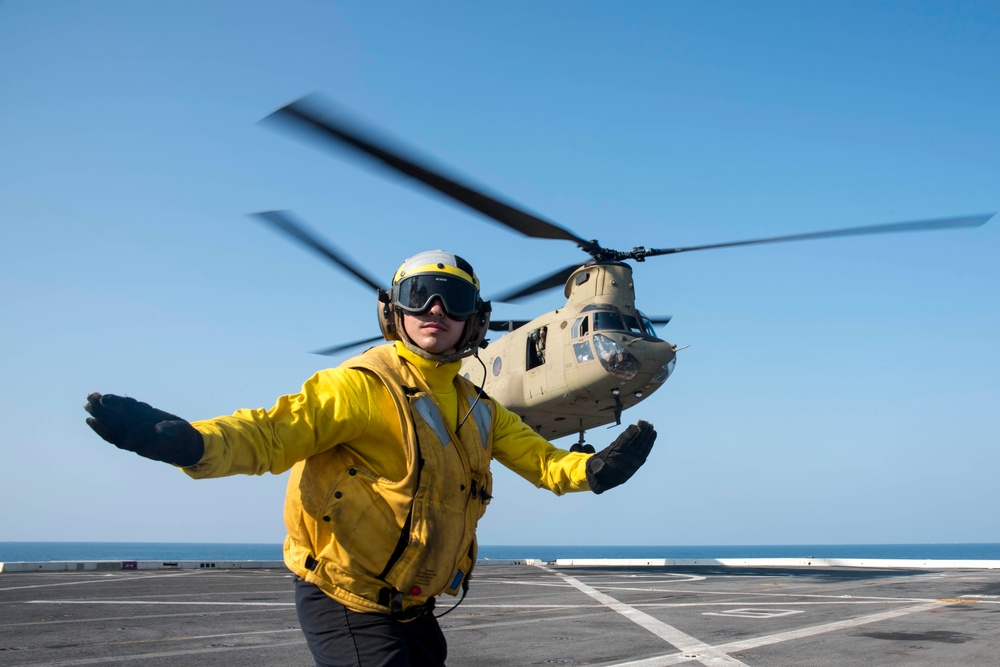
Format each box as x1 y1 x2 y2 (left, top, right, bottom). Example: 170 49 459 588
252 96 992 451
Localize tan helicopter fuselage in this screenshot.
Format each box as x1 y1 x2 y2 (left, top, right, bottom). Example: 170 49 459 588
461 262 676 441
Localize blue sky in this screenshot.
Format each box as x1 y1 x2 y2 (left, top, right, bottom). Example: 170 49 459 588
2 1 997 547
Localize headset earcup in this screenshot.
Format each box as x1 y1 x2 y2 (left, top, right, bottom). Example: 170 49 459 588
378 300 396 342
466 304 490 350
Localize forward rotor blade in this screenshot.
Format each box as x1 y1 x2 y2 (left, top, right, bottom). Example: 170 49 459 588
313 335 385 356
488 320 531 332
492 263 581 303
263 97 594 249
641 213 994 258
645 315 673 325
250 210 383 293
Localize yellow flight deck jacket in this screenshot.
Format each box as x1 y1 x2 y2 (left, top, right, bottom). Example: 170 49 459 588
184 341 591 615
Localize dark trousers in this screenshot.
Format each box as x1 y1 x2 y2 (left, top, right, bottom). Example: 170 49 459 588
295 578 448 667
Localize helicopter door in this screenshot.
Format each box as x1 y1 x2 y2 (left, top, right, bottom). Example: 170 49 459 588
525 326 547 400
526 326 547 370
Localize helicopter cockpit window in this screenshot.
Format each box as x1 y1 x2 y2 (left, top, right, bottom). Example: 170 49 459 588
623 314 644 335
640 315 656 338
593 311 625 332
572 316 589 338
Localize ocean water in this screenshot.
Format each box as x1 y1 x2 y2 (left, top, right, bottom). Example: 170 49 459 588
2 542 999 563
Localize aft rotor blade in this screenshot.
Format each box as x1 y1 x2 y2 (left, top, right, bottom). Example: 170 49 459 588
492 263 581 303
263 97 595 249
314 335 385 356
250 210 383 293
641 213 994 258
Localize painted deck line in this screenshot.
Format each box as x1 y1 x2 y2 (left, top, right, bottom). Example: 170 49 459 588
7 640 308 667
543 564 751 667
604 601 947 667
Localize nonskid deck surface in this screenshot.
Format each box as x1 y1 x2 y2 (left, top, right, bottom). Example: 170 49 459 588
2 563 999 666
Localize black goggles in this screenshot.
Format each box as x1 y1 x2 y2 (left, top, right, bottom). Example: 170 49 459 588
392 274 480 321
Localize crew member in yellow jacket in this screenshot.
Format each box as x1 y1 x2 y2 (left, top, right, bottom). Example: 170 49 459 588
85 250 657 667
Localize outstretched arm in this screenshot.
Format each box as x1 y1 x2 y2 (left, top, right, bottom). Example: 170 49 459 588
491 403 657 495
84 368 382 478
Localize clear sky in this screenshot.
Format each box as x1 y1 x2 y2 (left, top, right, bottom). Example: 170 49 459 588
2 1 997 548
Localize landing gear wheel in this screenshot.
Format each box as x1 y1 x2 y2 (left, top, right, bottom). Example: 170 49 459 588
571 421 594 454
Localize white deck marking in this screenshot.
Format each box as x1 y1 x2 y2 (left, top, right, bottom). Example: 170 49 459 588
538 567 953 667
703 608 804 618
3 606 292 628
460 599 914 609
10 640 307 667
713 600 945 653
28 599 294 607
606 600 946 666
0 570 201 592
539 565 750 667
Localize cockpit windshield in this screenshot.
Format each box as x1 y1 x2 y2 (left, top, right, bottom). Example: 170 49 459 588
578 305 652 336
593 310 625 332
639 313 656 338
623 314 644 335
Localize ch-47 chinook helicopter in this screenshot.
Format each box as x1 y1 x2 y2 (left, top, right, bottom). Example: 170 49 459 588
252 96 993 452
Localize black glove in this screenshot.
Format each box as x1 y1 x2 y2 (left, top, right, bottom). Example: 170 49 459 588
84 393 204 467
586 420 656 494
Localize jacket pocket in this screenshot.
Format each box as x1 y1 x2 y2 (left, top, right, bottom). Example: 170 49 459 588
316 465 406 578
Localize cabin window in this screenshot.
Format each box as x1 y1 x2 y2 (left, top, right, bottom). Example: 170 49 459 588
593 311 625 332
572 316 589 339
526 326 547 370
492 357 502 376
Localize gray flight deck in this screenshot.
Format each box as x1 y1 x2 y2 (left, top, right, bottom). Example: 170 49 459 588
2 559 1000 666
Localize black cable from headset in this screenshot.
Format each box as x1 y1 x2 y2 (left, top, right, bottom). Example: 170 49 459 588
457 352 488 432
